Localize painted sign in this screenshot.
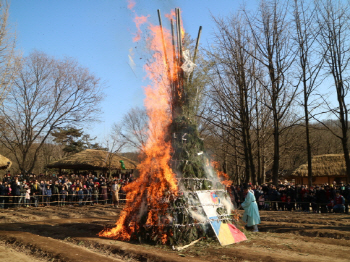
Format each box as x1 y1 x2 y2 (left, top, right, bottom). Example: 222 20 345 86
196 190 247 245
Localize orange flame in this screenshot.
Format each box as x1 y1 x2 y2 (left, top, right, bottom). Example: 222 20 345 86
161 234 168 244
99 11 182 242
212 161 233 187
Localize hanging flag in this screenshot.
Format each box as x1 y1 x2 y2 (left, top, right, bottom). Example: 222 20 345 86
120 160 126 170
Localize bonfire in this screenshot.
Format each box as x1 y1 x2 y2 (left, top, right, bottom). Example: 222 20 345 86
99 7 246 247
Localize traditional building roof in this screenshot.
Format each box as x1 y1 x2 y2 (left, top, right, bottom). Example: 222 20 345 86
0 154 11 170
292 154 348 177
46 149 137 170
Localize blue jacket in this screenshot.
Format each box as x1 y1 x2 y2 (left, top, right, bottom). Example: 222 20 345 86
44 188 52 196
78 190 84 199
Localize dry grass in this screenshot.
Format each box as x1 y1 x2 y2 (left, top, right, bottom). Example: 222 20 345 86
292 154 347 177
47 149 138 170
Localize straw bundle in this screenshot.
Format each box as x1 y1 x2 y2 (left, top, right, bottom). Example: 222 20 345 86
46 149 137 170
292 154 348 177
0 154 11 170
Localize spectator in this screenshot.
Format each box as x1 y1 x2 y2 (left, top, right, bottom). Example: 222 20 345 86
86 186 92 205
39 181 46 205
280 192 287 211
60 185 68 206
44 185 52 206
111 180 121 208
78 187 84 206
302 192 310 212
100 180 108 205
0 181 5 209
11 177 21 207
6 183 12 208
316 186 328 213
93 184 99 205
268 185 279 211
258 193 265 210
69 185 76 204
52 181 60 206
31 180 40 207
286 196 294 211
333 191 345 213
327 198 334 212
25 185 31 207
19 181 26 207
263 192 270 210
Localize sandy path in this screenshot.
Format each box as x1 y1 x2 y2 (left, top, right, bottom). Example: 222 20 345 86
0 242 42 262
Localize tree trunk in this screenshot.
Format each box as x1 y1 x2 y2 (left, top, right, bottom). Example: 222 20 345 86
272 117 280 186
305 107 312 188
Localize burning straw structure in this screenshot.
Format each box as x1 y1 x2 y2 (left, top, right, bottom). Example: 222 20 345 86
99 8 243 246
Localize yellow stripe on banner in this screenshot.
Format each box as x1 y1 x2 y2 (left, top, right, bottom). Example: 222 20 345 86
217 223 235 245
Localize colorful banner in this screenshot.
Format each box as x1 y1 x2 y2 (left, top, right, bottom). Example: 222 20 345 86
196 191 247 245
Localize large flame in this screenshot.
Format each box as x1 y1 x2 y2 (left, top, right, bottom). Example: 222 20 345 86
99 11 182 242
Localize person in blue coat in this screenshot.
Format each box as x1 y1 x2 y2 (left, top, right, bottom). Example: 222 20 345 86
241 184 261 232
44 185 52 206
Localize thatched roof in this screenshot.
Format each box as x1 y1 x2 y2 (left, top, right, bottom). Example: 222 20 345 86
46 149 138 170
292 154 348 177
0 154 11 170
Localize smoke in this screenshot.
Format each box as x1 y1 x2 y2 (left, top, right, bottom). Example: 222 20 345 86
189 209 207 223
221 195 233 215
133 15 149 42
172 154 235 231
136 195 148 222
127 0 136 10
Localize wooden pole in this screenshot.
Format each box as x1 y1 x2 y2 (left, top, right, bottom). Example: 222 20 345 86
171 18 177 112
157 9 169 69
193 26 202 64
176 8 185 102
189 26 202 84
176 8 183 61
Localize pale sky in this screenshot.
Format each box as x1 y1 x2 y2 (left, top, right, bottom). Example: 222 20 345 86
9 0 248 143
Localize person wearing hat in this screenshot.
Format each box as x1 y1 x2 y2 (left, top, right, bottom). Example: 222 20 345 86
241 184 261 232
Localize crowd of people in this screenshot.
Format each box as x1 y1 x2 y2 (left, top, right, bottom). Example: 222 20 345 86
0 171 133 208
229 182 350 213
1 171 349 214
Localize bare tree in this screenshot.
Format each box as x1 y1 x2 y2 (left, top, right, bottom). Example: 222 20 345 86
113 106 148 153
292 0 324 187
244 0 298 185
207 13 257 183
0 51 104 173
315 0 350 183
102 130 127 179
0 1 17 104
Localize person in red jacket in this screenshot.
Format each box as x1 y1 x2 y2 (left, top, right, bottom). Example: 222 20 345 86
280 193 287 211
333 191 345 213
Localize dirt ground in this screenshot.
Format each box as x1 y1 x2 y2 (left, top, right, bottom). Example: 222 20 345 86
0 205 349 262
